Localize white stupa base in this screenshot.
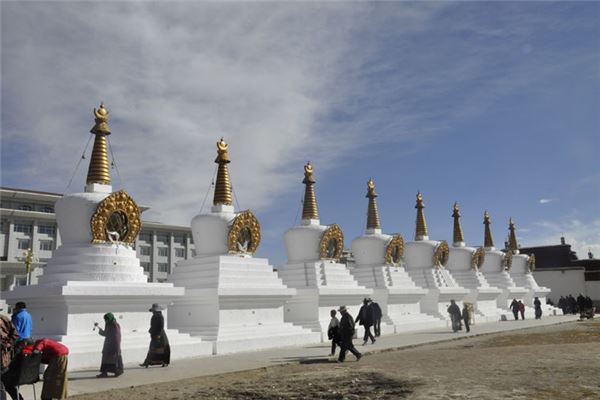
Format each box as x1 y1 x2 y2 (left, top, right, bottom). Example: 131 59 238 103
168 255 320 354
3 282 212 370
417 287 470 321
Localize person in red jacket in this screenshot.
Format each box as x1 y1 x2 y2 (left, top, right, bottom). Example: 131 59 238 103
32 338 69 400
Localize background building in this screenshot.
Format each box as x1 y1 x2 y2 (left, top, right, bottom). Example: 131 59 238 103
0 187 195 291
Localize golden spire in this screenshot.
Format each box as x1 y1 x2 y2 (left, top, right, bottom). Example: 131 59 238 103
483 211 494 248
415 191 428 240
301 162 319 220
86 103 111 185
507 217 518 253
213 137 233 206
452 202 465 245
366 178 381 231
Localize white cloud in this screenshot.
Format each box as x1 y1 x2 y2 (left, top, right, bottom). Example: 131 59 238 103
539 198 558 204
528 219 600 260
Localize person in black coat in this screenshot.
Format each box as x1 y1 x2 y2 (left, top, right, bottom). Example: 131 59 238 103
140 304 170 367
371 300 383 337
447 300 462 332
337 306 362 363
533 297 542 320
355 298 376 345
510 299 520 320
462 303 471 333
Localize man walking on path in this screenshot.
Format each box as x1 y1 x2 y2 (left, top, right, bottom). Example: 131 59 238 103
510 299 520 320
447 300 462 332
534 297 542 320
337 306 362 363
355 298 376 345
327 309 340 357
371 300 382 337
462 303 471 333
518 301 525 320
11 302 32 342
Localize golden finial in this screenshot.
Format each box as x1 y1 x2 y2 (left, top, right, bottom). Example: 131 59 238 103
366 178 381 230
86 102 111 185
507 217 518 253
452 202 465 245
301 162 319 220
415 191 428 240
213 137 233 206
483 211 494 248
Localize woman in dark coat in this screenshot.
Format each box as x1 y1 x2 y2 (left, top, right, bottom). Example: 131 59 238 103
140 304 170 367
96 312 123 377
534 297 542 320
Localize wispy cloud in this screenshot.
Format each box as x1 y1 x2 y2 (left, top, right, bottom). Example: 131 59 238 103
539 198 558 204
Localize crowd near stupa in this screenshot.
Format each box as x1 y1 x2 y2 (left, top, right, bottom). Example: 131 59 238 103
3 104 562 375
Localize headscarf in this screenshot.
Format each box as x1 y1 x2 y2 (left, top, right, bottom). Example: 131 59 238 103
104 312 116 323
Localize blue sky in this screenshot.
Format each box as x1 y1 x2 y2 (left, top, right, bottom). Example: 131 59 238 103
1 2 599 265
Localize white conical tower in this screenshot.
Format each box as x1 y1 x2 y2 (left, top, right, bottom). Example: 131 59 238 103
403 192 468 321
350 180 444 332
277 163 372 341
4 104 211 369
168 139 319 354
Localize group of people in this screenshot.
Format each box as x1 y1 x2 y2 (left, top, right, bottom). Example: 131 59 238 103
557 294 595 318
0 302 171 400
327 298 382 362
1 302 69 400
447 300 471 333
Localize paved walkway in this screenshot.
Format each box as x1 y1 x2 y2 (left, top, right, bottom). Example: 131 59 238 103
15 315 579 398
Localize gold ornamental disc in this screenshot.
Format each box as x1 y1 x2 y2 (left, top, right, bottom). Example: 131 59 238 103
90 190 141 245
385 234 404 266
433 240 450 268
471 246 486 270
228 210 261 254
527 253 536 272
503 251 513 270
319 224 344 261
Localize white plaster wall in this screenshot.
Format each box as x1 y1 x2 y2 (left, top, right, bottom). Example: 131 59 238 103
284 223 328 263
351 234 389 266
54 189 110 245
533 269 586 301
585 281 600 301
191 206 235 257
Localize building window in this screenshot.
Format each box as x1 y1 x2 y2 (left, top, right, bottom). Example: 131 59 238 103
157 263 169 273
14 222 33 234
140 262 151 272
173 234 185 245
157 234 169 243
175 248 185 258
18 204 33 211
41 206 54 213
158 247 169 257
138 232 152 242
39 240 53 251
38 225 56 235
17 239 31 250
139 246 151 256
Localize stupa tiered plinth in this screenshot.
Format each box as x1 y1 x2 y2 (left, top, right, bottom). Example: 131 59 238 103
4 104 211 370
403 193 468 321
350 180 445 332
446 204 503 322
277 163 372 341
505 219 555 316
168 139 319 354
478 213 529 313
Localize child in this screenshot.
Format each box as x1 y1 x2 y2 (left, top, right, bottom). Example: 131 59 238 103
327 309 340 356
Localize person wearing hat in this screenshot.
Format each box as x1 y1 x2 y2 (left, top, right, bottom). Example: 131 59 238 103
140 304 170 367
355 298 376 346
95 312 123 378
11 302 32 343
337 306 362 363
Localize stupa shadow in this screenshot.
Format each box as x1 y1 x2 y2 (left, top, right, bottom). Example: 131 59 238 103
271 355 334 364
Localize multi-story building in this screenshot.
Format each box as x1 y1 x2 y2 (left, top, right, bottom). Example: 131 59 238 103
0 187 195 291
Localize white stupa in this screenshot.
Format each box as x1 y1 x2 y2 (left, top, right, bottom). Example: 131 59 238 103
277 163 372 340
167 139 319 354
403 192 468 321
505 218 555 315
350 180 445 332
478 212 529 313
4 104 211 370
446 203 503 322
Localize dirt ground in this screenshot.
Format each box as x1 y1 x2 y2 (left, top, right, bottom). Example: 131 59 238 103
73 320 600 400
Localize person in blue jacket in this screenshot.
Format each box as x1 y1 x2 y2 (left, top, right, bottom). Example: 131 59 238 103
11 301 32 342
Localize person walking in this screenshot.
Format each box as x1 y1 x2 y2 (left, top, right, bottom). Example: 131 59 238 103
337 306 362 363
557 296 566 315
518 300 525 320
95 312 123 378
447 300 462 332
327 309 340 357
462 303 471 333
32 338 69 400
355 298 376 345
371 300 382 337
11 302 32 343
510 299 520 320
140 304 170 367
533 297 542 320
1 310 20 400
